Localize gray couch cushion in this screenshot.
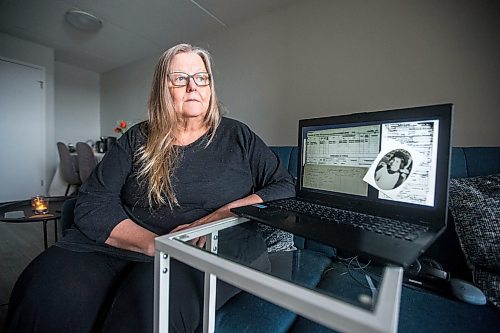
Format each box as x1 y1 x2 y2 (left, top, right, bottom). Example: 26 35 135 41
449 174 500 308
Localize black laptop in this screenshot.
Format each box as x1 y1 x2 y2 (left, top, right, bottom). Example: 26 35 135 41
232 104 453 268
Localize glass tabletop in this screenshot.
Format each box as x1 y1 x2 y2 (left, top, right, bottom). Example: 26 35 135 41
155 216 403 333
172 218 385 312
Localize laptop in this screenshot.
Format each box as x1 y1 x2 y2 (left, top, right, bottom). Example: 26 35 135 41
232 104 453 268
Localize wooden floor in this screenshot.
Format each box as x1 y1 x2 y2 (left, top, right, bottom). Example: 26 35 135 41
0 219 58 329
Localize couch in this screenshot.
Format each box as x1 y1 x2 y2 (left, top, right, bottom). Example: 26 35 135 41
59 147 499 332
213 146 500 333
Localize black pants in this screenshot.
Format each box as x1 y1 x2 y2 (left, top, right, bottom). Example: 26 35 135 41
4 246 242 333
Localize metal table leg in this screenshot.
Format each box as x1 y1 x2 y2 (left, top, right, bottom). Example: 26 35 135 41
203 232 219 333
155 251 171 333
42 220 48 249
54 219 58 242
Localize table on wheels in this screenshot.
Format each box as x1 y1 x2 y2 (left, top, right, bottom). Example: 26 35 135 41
154 217 404 333
0 196 67 249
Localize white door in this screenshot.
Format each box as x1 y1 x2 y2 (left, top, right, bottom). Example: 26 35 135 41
0 58 45 202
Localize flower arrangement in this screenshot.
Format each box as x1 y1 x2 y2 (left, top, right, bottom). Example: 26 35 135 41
114 120 129 135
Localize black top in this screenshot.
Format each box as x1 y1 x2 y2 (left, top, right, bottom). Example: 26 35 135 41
58 117 295 260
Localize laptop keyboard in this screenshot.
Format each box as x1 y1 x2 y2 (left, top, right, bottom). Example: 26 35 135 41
267 199 428 241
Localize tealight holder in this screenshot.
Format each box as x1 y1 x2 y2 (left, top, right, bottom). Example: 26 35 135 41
31 195 49 214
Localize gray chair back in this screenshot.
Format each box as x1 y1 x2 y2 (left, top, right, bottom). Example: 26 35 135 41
76 142 97 183
56 142 81 196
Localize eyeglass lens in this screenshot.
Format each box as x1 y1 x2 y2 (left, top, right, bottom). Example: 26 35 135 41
169 72 210 87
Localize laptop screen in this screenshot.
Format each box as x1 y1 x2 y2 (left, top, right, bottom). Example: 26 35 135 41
298 104 452 216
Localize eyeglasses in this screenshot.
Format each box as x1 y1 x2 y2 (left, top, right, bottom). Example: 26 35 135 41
167 72 211 87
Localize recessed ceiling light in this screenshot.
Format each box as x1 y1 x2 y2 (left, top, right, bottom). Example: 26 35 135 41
64 9 102 32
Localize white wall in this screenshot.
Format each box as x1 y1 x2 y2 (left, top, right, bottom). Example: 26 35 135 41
0 33 101 194
0 32 55 187
55 61 100 145
101 0 500 147
100 58 155 137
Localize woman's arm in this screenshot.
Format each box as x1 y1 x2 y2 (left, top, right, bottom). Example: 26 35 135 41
243 127 295 202
171 194 263 232
169 193 263 247
74 125 147 245
105 219 158 257
106 194 262 254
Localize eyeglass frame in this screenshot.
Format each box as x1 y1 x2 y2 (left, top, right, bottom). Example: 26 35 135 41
167 71 211 87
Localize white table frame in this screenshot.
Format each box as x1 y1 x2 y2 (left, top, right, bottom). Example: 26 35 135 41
154 217 403 333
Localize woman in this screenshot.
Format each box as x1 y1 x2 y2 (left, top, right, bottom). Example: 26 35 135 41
5 44 295 332
374 151 411 190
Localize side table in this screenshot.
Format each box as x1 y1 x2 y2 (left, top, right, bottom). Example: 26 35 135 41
154 217 404 333
0 196 67 249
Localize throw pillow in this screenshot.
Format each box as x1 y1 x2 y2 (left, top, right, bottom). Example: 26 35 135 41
257 224 296 253
475 268 500 309
449 174 500 308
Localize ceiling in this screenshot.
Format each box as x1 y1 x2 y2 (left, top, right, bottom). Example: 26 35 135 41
0 0 293 73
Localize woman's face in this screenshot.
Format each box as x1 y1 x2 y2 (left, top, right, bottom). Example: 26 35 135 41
168 52 212 121
389 157 403 171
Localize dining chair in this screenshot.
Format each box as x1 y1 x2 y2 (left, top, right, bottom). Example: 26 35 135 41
56 142 81 196
76 142 97 183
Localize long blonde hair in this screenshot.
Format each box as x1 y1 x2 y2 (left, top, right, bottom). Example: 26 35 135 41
136 44 221 208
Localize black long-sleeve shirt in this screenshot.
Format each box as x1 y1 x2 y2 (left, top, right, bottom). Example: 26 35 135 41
58 117 295 259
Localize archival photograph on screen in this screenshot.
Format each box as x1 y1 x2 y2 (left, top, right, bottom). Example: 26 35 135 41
303 124 380 196
374 149 413 190
364 141 421 198
363 120 439 206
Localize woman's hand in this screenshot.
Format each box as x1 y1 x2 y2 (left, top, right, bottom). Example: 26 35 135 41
169 205 234 248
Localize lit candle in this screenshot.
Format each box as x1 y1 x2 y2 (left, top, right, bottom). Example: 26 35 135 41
32 196 49 214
